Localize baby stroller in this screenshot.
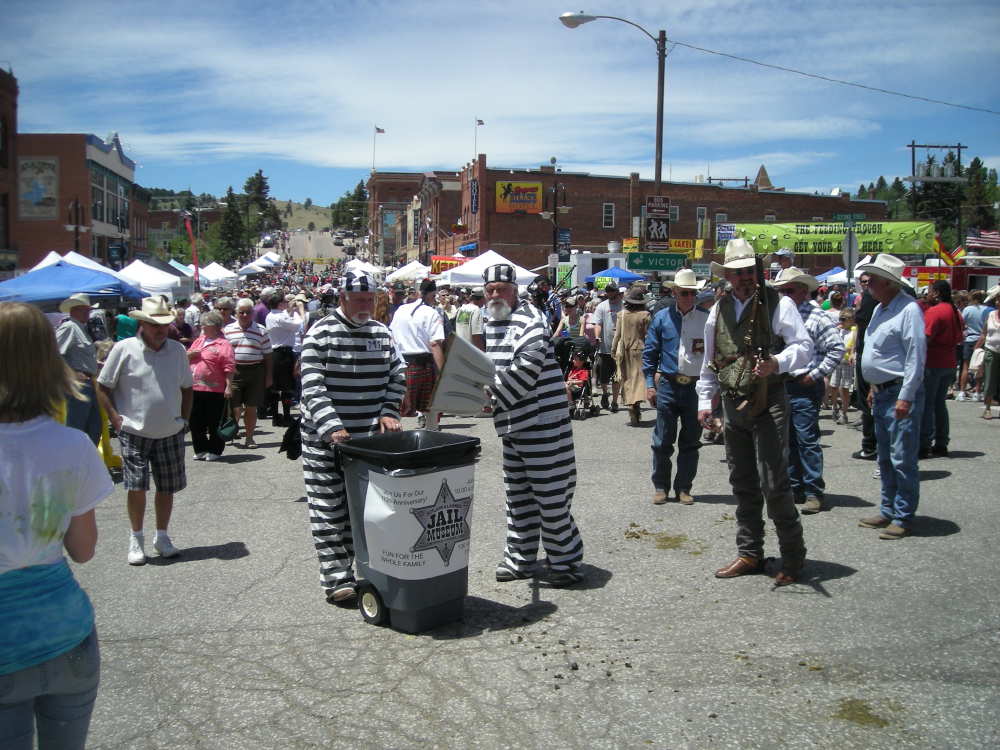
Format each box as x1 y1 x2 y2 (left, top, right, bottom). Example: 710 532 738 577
561 336 599 420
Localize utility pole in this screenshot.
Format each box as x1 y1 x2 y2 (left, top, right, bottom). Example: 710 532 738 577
905 141 967 256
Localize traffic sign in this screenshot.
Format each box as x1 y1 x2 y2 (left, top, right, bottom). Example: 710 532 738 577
645 216 670 244
626 253 687 272
691 263 711 276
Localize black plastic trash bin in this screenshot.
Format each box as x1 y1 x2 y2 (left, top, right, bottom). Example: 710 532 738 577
337 430 480 633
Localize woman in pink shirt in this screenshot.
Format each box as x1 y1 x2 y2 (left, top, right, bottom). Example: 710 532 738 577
187 311 236 460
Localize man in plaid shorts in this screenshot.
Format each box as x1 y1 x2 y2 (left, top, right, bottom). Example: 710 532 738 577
389 278 445 429
98 296 193 566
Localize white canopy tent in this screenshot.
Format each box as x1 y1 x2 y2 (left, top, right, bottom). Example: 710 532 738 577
437 249 536 287
259 251 282 264
345 258 382 276
238 261 268 275
386 260 431 283
201 262 237 280
254 255 280 267
119 259 189 300
32 250 134 284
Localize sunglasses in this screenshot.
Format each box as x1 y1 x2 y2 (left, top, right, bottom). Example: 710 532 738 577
731 267 756 277
677 290 697 297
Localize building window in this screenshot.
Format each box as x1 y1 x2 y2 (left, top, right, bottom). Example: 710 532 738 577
91 187 104 223
602 202 615 229
764 213 776 222
715 212 728 224
696 207 707 238
669 205 679 222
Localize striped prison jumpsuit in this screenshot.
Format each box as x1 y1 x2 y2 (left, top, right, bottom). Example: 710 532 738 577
485 301 583 573
299 310 406 591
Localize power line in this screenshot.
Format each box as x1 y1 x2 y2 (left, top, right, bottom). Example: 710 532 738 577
668 39 1000 116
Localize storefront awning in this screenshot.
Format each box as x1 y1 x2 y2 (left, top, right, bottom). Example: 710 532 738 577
458 241 478 253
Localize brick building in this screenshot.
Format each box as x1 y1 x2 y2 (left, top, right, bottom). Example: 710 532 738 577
0 69 17 274
370 154 887 274
13 132 149 270
365 171 424 264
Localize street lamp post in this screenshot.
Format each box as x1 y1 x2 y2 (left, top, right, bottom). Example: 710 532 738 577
560 11 666 196
539 184 571 269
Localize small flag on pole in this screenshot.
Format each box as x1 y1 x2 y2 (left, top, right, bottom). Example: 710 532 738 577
476 119 484 126
374 126 385 134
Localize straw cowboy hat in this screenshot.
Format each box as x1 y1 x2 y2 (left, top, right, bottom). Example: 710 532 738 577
771 266 819 292
58 293 92 314
855 253 906 286
668 268 706 291
710 238 758 277
985 285 999 304
129 296 175 325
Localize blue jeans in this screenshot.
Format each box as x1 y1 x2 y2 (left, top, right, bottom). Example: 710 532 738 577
919 367 954 451
786 379 825 499
0 629 100 750
64 381 102 447
873 383 924 527
650 377 701 494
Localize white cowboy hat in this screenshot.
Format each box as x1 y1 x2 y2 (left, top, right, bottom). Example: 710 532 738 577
985 285 1000 304
710 238 758 277
668 268 706 291
771 266 819 292
129 295 175 325
855 253 906 286
59 293 92 313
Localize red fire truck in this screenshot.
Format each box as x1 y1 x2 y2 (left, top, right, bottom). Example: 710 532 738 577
902 263 1000 292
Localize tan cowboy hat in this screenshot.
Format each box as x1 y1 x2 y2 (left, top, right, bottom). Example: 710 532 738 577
129 295 175 325
624 286 647 304
668 268 706 291
856 253 906 286
771 266 819 292
710 238 758 277
59 293 92 313
984 285 1000 304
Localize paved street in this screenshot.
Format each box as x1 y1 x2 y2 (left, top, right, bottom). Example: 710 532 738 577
78 399 998 749
286 232 350 268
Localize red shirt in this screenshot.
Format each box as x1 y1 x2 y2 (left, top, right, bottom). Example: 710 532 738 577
923 302 963 368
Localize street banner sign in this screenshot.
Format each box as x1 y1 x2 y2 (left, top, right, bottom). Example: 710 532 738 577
645 196 670 217
733 221 935 255
667 239 695 250
623 237 640 253
626 253 687 272
691 263 711 276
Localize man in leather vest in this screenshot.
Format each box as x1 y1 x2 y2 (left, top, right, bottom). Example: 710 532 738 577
696 239 813 585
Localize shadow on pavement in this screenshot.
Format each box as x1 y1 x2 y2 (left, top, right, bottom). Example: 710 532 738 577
916 516 960 537
251 441 282 449
429 595 558 639
146 541 249 565
441 422 475 430
939 450 984 459
689 494 736 505
765 558 857 598
824 493 874 509
918 469 951 481
218 454 266 464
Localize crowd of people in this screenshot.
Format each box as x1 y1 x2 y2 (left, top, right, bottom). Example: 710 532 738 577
2 243 998 747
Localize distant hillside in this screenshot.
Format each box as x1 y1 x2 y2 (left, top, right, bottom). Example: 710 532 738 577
277 200 334 231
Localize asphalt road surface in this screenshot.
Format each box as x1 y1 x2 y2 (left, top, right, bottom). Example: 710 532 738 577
77 399 999 749
287 232 352 268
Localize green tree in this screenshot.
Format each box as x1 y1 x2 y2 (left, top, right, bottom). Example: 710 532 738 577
219 186 246 262
243 169 270 211
964 157 997 232
857 184 867 199
304 197 312 210
285 200 294 218
307 221 316 231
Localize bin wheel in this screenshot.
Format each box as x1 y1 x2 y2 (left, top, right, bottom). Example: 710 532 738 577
357 582 388 626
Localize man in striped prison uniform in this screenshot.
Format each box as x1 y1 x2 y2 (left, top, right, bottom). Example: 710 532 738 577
299 271 406 604
483 263 585 588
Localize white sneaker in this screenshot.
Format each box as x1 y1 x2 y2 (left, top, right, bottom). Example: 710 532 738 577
974 392 983 402
153 534 180 558
128 535 146 565
204 453 221 462
956 392 967 402
193 453 206 461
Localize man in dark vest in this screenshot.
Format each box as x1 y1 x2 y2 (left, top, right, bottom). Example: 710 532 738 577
696 239 813 585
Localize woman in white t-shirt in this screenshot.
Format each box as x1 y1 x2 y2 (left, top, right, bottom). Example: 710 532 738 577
0 302 113 749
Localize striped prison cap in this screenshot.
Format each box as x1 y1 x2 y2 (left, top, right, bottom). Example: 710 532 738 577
340 270 376 292
483 264 516 284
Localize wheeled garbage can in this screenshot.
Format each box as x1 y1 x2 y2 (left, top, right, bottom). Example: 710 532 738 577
337 430 481 633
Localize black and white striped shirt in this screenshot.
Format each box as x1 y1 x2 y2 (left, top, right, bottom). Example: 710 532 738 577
299 310 406 441
485 301 570 436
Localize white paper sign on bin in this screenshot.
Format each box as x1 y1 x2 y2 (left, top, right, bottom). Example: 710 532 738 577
363 465 475 580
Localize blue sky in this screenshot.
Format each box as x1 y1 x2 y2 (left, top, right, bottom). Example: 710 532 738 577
8 0 1000 206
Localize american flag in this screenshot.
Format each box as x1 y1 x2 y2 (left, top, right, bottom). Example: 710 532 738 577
374 126 385 134
966 230 1000 250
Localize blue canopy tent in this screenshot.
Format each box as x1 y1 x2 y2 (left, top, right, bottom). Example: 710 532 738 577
584 266 645 284
0 261 148 304
815 266 845 282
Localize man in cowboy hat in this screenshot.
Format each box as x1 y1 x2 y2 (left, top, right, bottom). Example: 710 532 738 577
696 239 813 585
56 293 102 445
856 254 926 540
97 296 193 565
483 263 585 587
772 267 845 515
299 269 405 603
642 269 709 505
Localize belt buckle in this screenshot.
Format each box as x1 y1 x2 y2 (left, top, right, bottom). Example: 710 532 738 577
675 374 692 385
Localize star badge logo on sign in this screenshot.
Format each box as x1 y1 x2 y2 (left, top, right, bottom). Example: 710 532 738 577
410 479 472 565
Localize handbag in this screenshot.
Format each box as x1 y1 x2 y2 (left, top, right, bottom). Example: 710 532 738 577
969 347 985 371
216 398 238 441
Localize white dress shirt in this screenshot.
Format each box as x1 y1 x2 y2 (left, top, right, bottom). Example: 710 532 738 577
265 309 303 349
696 294 813 411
